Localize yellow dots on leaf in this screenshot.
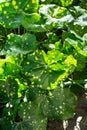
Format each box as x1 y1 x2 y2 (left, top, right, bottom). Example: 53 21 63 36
39 85 42 88
8 22 11 26
27 4 30 8
10 93 13 96
27 62 30 65
19 2 21 5
14 5 18 10
32 0 35 3
6 15 9 19
25 7 27 11
3 11 7 14
38 78 41 82
12 0 18 9
5 2 10 7
31 81 34 85
35 56 38 61
12 0 16 6
1 4 4 7
0 7 2 11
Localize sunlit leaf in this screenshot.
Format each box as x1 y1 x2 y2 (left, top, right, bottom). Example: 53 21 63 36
0 56 20 77
4 33 37 55
60 0 73 7
0 0 87 129
22 50 76 90
22 13 41 29
53 7 68 18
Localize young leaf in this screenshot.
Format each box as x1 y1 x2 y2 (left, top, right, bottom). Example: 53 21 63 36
60 0 73 7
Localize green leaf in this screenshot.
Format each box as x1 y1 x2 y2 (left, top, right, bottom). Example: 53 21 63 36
53 7 68 18
23 24 47 32
18 98 47 130
41 88 77 120
0 79 7 100
22 50 76 90
22 13 41 29
63 37 87 71
0 77 18 100
39 4 69 18
69 22 87 37
4 33 37 55
60 0 73 7
20 0 39 13
22 12 40 24
73 6 86 15
74 14 87 26
0 116 14 130
22 50 64 90
0 1 21 28
80 0 87 10
13 121 33 130
39 4 74 29
0 56 20 77
39 4 56 17
0 0 39 28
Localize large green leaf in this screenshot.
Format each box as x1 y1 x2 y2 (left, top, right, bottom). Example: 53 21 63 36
4 33 37 55
0 1 21 28
18 97 47 130
22 4 73 32
22 50 76 90
41 88 77 120
39 4 74 28
0 0 39 28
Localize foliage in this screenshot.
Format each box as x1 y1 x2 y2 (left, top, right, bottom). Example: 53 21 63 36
0 0 87 130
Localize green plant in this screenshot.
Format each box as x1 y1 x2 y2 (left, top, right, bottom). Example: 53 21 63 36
0 0 87 130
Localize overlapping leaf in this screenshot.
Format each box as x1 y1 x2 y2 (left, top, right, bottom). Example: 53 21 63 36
18 96 47 130
22 50 76 90
0 77 18 101
4 33 37 55
41 88 77 120
0 0 39 28
0 56 20 77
